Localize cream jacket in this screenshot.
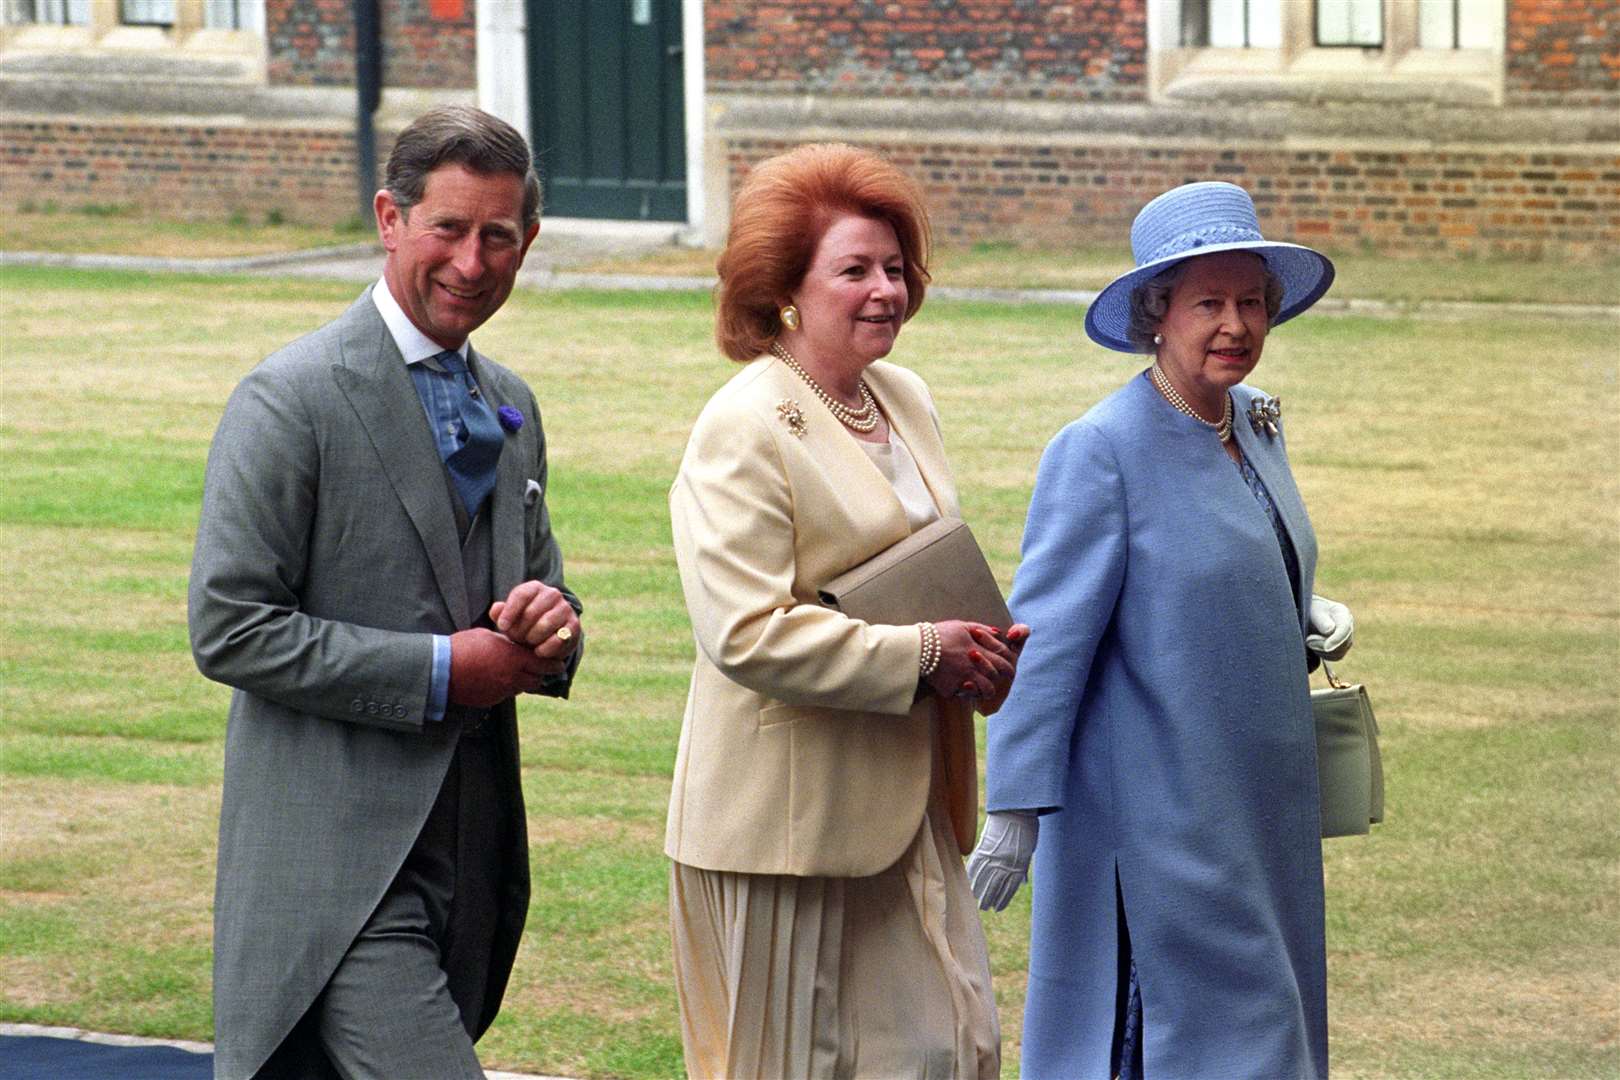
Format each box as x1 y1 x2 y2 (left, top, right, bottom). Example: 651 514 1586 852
667 354 979 877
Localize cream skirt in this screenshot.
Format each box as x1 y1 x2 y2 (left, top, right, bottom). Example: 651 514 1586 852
669 738 999 1080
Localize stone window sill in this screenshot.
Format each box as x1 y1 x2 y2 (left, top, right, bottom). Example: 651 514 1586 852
1158 46 1501 106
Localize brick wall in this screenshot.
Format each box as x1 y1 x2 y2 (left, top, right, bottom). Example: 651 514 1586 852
266 0 352 86
705 0 1147 101
266 0 475 89
1506 0 1620 105
384 0 477 91
0 119 388 225
726 137 1620 261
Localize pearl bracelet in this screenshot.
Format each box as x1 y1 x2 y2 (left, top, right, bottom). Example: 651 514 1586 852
917 622 942 678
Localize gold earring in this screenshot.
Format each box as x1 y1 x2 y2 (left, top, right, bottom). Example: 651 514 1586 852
780 304 800 331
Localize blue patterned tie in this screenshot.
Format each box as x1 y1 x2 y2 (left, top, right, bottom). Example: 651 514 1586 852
436 350 503 515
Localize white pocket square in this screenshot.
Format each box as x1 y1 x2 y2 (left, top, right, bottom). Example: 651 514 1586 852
523 479 543 507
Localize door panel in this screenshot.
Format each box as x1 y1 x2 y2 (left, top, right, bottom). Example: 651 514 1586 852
529 0 687 221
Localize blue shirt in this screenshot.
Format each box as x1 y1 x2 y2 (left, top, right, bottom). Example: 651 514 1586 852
371 278 478 724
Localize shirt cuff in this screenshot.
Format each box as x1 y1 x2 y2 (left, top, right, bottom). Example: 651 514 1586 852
427 634 451 723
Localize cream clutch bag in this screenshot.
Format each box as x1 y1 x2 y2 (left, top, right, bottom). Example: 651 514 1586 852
817 517 1012 629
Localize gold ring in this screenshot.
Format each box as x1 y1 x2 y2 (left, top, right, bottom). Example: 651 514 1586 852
555 626 573 642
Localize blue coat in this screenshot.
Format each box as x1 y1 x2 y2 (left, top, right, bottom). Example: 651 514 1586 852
987 372 1328 1079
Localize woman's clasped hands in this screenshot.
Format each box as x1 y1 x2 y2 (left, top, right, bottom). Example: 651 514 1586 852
924 622 1029 702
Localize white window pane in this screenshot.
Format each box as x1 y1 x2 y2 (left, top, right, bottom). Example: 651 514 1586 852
1457 0 1494 48
121 0 175 24
1208 0 1247 46
1355 0 1383 41
1248 0 1282 47
204 0 232 28
1417 0 1454 48
204 0 262 30
1317 0 1349 43
5 0 88 22
1317 0 1383 46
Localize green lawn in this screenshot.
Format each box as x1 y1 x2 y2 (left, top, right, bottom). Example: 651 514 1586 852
0 203 370 259
577 241 1620 308
6 203 1616 307
1 267 1616 1078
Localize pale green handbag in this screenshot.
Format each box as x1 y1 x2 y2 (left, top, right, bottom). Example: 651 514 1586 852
1313 661 1385 838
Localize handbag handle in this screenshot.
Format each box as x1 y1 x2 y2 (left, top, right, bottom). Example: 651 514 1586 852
1319 660 1350 690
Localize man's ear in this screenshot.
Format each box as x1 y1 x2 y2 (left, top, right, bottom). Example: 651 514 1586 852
518 221 540 262
374 189 403 253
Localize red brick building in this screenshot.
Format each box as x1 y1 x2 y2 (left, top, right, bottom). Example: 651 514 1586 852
2 0 1615 259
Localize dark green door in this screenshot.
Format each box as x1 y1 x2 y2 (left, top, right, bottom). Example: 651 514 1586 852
528 0 686 221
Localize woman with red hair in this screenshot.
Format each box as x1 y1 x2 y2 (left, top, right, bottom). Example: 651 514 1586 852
665 143 1021 1077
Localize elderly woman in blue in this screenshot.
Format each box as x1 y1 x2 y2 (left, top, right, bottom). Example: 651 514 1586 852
966 182 1356 1079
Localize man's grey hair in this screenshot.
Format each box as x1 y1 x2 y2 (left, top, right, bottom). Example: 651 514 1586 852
1125 256 1285 352
384 105 542 231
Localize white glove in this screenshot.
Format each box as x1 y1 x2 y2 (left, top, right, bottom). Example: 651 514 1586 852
1306 594 1354 661
966 810 1038 912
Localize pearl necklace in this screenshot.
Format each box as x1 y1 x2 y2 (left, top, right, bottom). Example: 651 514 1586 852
770 342 880 434
1150 362 1233 443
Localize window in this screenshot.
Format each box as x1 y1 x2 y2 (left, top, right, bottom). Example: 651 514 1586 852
2 0 265 70
1149 0 1504 102
1181 0 1282 48
3 0 90 24
1418 0 1495 49
120 0 174 27
1316 0 1383 47
2 0 263 35
204 0 261 31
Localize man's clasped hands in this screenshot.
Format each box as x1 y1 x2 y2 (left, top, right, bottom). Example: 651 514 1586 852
448 581 583 707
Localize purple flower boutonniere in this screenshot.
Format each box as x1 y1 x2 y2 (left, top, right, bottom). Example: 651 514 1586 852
497 405 524 434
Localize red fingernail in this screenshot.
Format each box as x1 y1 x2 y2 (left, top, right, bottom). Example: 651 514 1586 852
962 680 975 691
969 649 982 662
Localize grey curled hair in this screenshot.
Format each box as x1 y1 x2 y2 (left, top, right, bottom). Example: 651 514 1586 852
1125 258 1286 353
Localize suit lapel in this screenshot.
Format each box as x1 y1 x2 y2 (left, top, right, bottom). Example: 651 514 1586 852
471 347 525 599
1231 390 1315 632
330 294 472 628
767 359 912 548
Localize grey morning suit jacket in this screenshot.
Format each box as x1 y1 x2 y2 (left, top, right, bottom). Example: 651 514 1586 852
189 291 580 1079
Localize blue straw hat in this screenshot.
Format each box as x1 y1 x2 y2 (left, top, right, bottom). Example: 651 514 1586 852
1084 182 1335 353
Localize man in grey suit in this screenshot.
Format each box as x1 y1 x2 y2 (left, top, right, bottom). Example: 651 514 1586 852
190 106 583 1079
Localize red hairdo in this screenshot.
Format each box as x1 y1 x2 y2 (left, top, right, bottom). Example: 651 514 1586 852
714 144 932 363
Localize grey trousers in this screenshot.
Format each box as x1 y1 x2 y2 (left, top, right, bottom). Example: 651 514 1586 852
255 732 509 1080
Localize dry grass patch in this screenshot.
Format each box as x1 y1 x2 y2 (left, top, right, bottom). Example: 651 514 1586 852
1 779 216 872
1 207 367 258
530 817 661 850
0 957 77 1009
1334 958 1620 1058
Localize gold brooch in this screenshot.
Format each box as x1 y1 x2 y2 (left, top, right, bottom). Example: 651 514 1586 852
776 398 807 437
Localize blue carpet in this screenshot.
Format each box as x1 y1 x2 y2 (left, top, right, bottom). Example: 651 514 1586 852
0 1035 212 1079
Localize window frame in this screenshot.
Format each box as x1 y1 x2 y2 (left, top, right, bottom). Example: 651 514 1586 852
120 0 176 29
1314 0 1385 49
0 0 264 57
1147 0 1505 104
